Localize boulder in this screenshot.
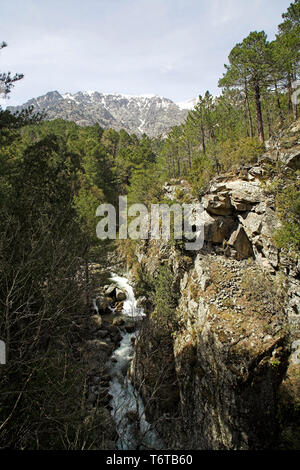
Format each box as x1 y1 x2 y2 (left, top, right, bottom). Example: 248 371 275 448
86 339 112 353
228 226 254 260
105 285 117 297
260 208 280 238
231 197 256 212
106 324 119 336
279 147 300 170
136 296 147 308
210 216 237 244
106 324 122 344
115 288 126 301
83 338 113 367
226 180 262 211
199 211 236 244
202 192 233 216
239 212 262 236
248 166 265 179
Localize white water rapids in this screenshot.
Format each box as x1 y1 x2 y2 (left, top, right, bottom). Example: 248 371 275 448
107 274 164 450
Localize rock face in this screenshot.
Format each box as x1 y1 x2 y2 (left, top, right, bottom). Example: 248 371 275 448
7 90 189 137
132 243 290 449
201 175 275 265
128 122 300 450
227 226 254 260
173 254 288 450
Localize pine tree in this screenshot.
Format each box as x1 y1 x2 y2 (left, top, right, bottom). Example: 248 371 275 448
219 31 271 142
0 41 23 96
277 0 300 120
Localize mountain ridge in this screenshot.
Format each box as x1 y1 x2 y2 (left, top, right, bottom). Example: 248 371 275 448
7 90 196 137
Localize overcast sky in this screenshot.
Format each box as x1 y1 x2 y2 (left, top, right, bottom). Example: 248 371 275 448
0 0 293 107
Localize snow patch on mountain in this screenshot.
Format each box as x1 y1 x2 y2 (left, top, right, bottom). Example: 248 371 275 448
176 97 198 110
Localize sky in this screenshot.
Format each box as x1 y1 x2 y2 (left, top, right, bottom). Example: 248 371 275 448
0 0 293 107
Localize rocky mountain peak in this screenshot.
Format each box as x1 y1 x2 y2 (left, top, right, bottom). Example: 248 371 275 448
7 90 192 137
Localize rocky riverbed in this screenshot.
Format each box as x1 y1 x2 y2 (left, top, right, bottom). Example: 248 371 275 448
79 267 163 450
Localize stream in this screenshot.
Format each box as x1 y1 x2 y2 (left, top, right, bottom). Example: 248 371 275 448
107 274 164 450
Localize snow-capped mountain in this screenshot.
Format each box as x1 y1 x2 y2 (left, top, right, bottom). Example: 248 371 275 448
7 90 195 137
176 97 198 110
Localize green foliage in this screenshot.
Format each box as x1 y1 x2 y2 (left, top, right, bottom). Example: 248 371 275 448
100 128 119 158
0 113 89 448
155 1 299 197
274 176 300 256
0 80 119 447
219 30 272 142
188 153 215 195
278 0 300 78
127 165 164 205
134 265 154 298
134 262 180 331
216 137 265 170
152 264 179 330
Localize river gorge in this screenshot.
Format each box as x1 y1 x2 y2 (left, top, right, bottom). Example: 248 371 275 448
106 275 163 450
82 120 300 451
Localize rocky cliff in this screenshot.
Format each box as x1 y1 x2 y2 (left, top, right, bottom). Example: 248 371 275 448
127 120 300 450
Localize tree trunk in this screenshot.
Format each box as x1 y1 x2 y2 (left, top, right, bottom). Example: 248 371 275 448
177 155 181 177
287 72 298 121
85 258 90 311
244 109 250 137
187 141 192 170
293 103 298 121
172 154 176 178
266 105 272 139
254 82 265 143
245 80 254 138
287 73 292 114
292 68 298 121
274 81 284 127
201 123 206 154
